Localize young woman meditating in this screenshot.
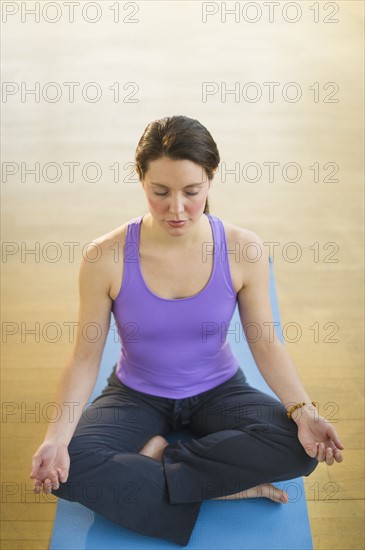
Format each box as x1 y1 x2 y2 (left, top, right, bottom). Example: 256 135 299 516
30 115 344 547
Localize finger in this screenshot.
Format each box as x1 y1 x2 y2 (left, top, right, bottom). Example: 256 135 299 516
325 447 334 466
30 467 40 479
30 464 48 479
317 442 326 462
44 472 60 492
49 470 60 490
33 479 43 493
43 479 53 495
52 480 60 491
326 439 344 463
333 447 344 463
327 425 345 450
30 453 42 477
49 470 58 484
57 468 68 483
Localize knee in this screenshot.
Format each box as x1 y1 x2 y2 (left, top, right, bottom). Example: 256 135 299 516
302 455 319 477
50 437 92 500
269 420 319 476
67 434 86 459
292 444 319 478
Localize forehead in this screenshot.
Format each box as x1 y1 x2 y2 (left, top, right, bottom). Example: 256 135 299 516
145 157 207 184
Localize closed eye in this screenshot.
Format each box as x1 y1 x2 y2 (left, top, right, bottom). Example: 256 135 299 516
153 192 199 197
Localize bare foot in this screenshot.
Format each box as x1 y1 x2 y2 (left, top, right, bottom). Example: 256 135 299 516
138 435 169 462
212 483 289 503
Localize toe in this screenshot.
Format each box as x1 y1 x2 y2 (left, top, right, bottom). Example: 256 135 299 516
266 483 288 503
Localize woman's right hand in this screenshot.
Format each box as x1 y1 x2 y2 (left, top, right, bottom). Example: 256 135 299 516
29 440 70 494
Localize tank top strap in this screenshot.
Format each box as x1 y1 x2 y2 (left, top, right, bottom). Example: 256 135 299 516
207 214 237 297
121 215 143 289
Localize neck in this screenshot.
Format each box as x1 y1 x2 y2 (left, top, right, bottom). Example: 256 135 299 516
142 213 209 249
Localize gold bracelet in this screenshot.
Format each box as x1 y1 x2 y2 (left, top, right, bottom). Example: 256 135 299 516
287 401 317 419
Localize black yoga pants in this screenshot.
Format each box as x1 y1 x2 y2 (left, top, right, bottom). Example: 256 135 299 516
52 365 318 547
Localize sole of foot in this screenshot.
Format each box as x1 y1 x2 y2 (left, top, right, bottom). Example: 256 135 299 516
213 483 289 503
138 435 169 462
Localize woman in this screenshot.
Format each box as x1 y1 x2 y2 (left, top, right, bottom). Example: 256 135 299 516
30 115 344 547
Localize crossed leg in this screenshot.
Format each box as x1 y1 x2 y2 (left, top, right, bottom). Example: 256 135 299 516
143 369 318 505
139 435 289 502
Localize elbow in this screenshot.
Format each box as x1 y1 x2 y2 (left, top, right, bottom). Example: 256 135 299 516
248 335 285 362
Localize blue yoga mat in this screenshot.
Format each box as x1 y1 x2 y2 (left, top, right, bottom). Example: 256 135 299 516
50 258 314 549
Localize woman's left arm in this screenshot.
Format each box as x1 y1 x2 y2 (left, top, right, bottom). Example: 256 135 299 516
236 230 345 466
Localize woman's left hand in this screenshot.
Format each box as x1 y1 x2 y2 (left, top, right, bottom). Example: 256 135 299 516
294 409 345 465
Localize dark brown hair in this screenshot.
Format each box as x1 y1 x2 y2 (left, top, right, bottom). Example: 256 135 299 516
134 115 220 214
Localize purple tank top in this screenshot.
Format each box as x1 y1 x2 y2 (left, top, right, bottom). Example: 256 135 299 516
111 213 241 398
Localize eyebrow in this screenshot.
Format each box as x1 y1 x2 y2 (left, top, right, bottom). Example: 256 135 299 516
151 182 204 188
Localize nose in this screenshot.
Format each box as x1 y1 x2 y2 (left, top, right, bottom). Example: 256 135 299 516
168 193 185 214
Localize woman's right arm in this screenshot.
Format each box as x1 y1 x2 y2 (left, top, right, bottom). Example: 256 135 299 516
30 242 114 493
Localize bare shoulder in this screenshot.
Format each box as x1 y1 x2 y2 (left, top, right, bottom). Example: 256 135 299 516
82 219 132 300
221 219 268 290
89 221 129 258
221 219 264 249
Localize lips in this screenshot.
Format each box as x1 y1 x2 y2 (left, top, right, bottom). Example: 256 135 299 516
167 220 187 226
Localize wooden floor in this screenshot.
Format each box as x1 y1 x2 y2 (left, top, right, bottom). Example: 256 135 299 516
2 2 364 548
